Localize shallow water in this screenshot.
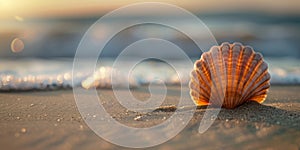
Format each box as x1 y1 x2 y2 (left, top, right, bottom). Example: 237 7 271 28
0 58 299 91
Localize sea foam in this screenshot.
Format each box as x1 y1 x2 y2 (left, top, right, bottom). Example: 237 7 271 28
0 58 299 91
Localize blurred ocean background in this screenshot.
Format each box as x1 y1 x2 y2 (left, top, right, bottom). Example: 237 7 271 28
1 1 300 90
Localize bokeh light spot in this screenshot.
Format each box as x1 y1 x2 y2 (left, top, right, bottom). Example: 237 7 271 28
11 38 24 53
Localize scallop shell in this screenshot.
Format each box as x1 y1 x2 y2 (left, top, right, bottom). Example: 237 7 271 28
189 42 271 109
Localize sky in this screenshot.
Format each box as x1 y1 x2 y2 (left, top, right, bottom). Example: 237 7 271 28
0 0 300 20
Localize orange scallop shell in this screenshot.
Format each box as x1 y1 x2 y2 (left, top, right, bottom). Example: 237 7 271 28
189 42 271 109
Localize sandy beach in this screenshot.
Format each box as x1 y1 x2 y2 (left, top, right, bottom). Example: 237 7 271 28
0 85 299 150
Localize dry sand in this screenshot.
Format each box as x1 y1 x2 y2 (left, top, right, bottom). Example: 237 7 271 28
0 85 299 150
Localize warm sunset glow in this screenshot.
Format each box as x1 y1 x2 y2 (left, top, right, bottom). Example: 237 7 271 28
0 0 300 20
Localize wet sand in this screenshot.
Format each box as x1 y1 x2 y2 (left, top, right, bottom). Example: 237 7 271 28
0 85 299 150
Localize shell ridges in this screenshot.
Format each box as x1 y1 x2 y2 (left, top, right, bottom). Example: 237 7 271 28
189 42 271 109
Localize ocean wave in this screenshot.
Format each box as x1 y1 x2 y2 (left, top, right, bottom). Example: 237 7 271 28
0 58 299 91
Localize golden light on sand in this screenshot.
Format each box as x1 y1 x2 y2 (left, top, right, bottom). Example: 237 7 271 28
10 38 24 53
